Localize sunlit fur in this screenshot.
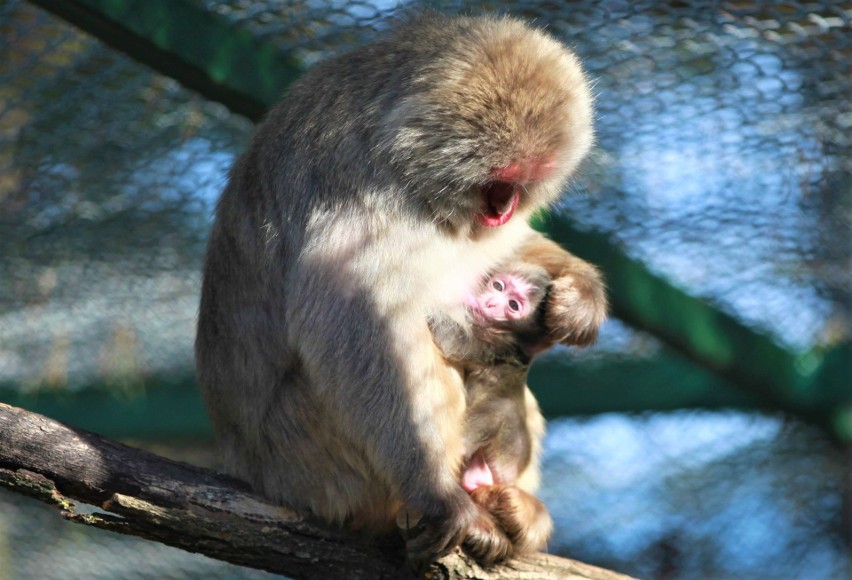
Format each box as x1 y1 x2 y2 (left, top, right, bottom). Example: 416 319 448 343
196 12 605 567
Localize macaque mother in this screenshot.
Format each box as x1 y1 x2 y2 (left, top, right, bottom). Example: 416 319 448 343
196 13 606 566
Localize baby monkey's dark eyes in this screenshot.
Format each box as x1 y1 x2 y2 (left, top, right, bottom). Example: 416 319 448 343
492 280 505 292
508 299 520 311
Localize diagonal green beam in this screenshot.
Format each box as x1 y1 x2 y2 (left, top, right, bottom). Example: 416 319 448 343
30 0 850 433
30 0 300 121
541 215 851 426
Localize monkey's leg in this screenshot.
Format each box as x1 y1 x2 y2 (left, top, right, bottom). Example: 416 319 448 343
512 385 546 493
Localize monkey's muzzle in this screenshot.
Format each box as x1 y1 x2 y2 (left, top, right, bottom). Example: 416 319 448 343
477 181 519 228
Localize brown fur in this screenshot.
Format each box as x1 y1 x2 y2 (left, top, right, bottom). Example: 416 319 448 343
196 13 604 567
471 485 553 553
517 237 608 346
432 263 558 555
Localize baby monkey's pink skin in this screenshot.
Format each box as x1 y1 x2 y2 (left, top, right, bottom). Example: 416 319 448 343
466 273 537 324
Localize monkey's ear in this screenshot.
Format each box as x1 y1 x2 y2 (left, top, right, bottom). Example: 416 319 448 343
544 272 607 348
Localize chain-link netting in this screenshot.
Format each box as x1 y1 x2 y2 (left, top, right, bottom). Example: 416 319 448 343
200 0 851 349
0 0 849 578
0 1 254 389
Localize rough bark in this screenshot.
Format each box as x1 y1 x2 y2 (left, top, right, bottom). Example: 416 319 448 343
0 402 632 579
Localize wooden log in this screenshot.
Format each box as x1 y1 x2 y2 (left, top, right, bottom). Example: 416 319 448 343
0 402 633 579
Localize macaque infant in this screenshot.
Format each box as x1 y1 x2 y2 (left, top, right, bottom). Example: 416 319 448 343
430 263 556 553
196 12 606 567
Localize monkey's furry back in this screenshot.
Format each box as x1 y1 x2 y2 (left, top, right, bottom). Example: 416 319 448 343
195 12 594 537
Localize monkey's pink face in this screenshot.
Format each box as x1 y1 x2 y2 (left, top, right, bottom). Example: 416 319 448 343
470 274 534 322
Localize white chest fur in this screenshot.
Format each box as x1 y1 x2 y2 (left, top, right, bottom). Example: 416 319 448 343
301 206 532 319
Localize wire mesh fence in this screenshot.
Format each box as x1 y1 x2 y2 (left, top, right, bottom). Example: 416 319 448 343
0 0 849 578
201 0 851 349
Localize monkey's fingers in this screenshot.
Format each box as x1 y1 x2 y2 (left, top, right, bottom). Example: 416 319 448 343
404 494 479 568
471 485 553 553
405 520 465 569
461 504 514 567
546 269 607 347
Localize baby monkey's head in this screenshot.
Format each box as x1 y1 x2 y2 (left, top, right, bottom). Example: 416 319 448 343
468 263 551 337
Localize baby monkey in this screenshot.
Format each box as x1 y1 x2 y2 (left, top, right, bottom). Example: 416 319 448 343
430 263 556 554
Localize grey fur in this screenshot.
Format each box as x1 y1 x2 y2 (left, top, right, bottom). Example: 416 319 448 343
196 12 601 565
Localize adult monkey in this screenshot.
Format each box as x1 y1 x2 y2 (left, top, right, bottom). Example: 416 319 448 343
196 13 606 567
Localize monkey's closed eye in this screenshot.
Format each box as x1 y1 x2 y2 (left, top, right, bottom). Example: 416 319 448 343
492 280 505 292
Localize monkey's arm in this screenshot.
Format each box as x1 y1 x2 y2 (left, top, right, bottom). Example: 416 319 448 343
514 235 607 347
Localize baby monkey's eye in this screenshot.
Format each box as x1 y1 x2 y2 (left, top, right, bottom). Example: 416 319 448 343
508 299 520 312
492 280 505 292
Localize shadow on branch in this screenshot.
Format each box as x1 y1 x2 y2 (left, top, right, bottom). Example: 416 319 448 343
0 402 631 580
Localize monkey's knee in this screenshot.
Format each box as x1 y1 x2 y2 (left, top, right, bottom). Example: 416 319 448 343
470 485 553 553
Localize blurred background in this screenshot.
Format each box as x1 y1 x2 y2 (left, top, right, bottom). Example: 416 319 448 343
0 1 849 578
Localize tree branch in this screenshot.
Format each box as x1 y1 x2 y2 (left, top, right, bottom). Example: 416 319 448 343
0 402 632 579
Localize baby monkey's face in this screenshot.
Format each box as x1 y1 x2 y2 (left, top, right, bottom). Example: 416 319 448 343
471 274 536 323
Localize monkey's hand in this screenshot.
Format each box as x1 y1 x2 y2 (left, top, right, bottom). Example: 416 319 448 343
513 234 607 348
470 485 553 554
545 262 607 347
404 490 513 568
